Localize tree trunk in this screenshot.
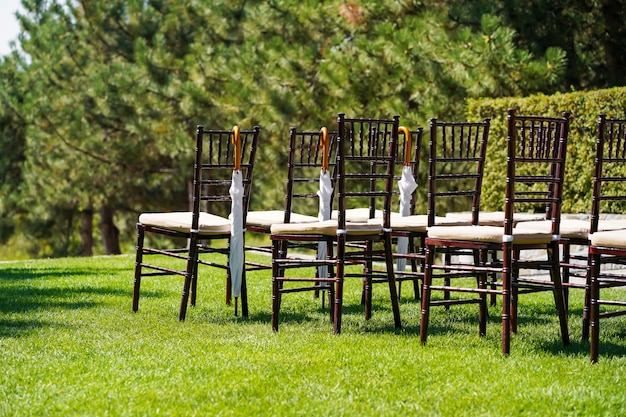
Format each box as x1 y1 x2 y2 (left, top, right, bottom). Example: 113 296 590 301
79 205 94 256
99 205 121 255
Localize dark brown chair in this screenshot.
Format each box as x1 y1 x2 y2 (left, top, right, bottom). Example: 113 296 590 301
270 113 402 333
390 118 491 305
357 126 425 302
587 114 626 362
420 109 571 355
514 116 626 338
133 125 260 320
245 128 337 272
389 126 424 300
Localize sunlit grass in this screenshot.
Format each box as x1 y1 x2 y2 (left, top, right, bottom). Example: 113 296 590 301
1 254 625 416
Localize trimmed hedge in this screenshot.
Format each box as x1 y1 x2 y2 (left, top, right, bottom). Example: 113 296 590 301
466 86 626 213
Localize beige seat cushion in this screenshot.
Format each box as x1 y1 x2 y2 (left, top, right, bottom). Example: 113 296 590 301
590 230 626 248
599 219 626 231
517 219 626 239
445 211 546 226
270 219 381 236
516 219 589 239
139 212 231 234
246 210 318 227
379 214 470 232
331 208 384 222
427 225 553 245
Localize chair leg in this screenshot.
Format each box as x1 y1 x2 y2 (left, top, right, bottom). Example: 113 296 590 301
271 240 281 332
132 226 145 312
190 258 198 307
179 237 199 321
589 253 601 363
241 269 249 318
327 238 335 322
360 278 367 306
420 244 434 345
328 283 335 322
333 271 344 335
314 241 322 300
334 236 347 334
501 243 512 355
510 249 520 334
476 249 487 337
581 253 593 342
548 243 570 346
225 268 232 307
443 251 451 310
384 233 402 330
363 242 370 320
185 238 198 307
409 237 421 301
489 250 498 307
561 241 571 311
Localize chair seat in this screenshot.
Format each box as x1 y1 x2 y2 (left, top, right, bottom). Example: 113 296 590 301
590 230 626 248
371 214 470 232
138 211 231 234
331 209 470 232
516 219 589 239
427 225 553 245
246 210 318 227
445 211 546 226
331 208 385 222
597 219 626 230
270 219 381 236
516 218 626 239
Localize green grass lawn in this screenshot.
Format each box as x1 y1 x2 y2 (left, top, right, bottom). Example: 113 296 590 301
1 253 625 416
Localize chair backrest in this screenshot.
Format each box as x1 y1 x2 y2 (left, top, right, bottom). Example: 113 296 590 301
283 127 338 222
395 126 424 215
336 113 400 230
504 109 570 236
590 114 626 234
191 125 260 225
427 118 491 226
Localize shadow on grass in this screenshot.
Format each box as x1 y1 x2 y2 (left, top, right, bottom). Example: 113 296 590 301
0 264 166 337
0 318 67 338
536 321 626 360
0 266 94 281
243 294 408 334
0 285 136 314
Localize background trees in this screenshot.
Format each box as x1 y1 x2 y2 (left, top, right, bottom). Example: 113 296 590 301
0 0 623 259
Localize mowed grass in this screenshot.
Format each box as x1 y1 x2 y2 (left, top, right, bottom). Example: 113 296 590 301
1 254 626 416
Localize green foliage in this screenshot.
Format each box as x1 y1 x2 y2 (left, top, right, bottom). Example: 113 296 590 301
439 0 626 90
0 58 26 244
466 86 626 213
0 0 619 259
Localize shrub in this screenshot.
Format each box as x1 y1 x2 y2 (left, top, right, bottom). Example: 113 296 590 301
466 87 626 213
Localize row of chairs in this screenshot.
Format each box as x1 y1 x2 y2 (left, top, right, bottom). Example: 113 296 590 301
131 111 626 362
